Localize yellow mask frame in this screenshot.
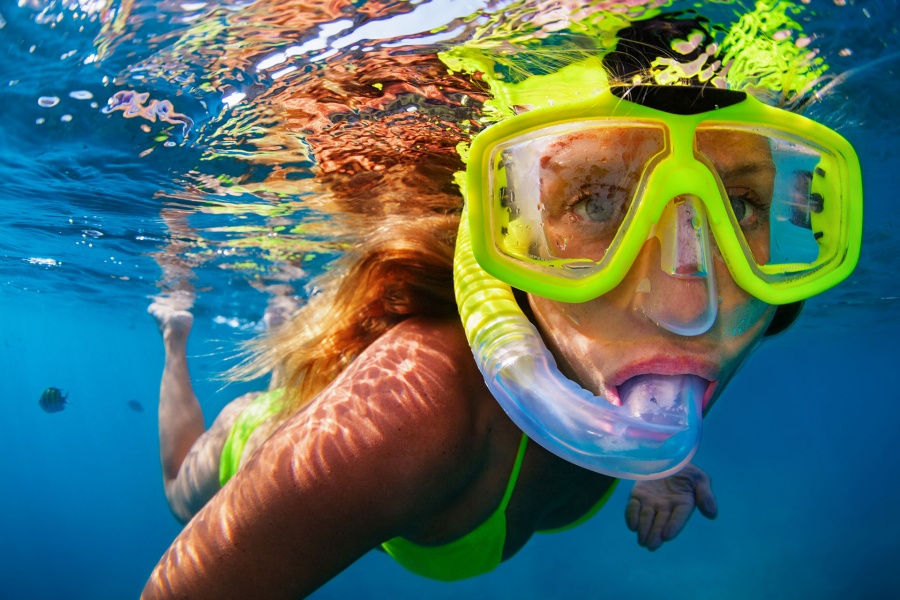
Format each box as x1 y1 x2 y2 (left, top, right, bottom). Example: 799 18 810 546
466 85 863 305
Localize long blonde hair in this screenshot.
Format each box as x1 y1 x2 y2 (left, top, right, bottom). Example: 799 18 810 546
241 160 468 416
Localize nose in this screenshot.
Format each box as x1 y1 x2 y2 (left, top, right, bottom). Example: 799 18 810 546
631 196 718 336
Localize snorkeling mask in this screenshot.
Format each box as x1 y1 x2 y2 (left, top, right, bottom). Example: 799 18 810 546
454 85 862 479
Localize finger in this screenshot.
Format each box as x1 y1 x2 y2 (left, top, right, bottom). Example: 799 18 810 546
625 498 641 531
644 510 669 551
695 477 718 520
637 505 656 546
661 503 693 541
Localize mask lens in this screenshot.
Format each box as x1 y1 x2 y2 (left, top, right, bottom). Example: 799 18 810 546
695 125 844 281
489 122 667 279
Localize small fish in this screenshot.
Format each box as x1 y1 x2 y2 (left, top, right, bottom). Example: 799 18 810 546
39 387 68 413
127 400 144 413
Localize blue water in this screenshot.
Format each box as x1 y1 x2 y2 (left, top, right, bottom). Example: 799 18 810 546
2 0 900 598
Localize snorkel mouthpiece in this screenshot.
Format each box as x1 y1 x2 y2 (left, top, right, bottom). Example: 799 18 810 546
455 211 702 479
618 373 707 431
480 328 703 479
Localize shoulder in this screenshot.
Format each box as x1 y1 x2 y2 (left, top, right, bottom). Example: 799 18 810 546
263 315 493 528
320 316 489 472
143 318 501 596
365 316 486 404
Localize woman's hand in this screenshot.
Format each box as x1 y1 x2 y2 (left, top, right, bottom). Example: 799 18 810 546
625 463 718 551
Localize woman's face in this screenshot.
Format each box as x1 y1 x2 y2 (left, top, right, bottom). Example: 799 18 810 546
528 127 778 413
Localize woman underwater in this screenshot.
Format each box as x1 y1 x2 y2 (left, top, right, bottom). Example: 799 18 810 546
143 5 862 598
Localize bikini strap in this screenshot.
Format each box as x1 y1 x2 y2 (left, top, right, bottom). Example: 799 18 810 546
499 433 529 511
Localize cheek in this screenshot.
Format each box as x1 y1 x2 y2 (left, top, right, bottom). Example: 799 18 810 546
530 295 588 338
712 253 774 338
719 294 774 339
534 293 625 335
745 230 771 265
528 296 632 379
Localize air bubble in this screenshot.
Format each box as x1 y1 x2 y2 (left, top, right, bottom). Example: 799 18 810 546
38 96 60 108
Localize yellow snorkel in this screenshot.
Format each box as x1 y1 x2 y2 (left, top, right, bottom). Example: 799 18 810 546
455 204 705 479
451 59 704 479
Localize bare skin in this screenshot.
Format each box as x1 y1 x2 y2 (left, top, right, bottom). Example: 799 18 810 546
148 295 296 524
143 314 719 599
145 125 782 594
531 127 778 412
627 462 717 551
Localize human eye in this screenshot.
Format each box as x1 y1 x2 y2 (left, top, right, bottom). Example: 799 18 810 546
570 182 629 224
726 187 767 228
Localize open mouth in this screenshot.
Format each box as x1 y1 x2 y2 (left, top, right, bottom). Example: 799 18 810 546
613 373 714 416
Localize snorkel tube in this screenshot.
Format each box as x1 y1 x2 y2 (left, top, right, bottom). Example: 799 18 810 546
444 45 706 479
443 48 706 479
454 212 704 480
446 3 830 479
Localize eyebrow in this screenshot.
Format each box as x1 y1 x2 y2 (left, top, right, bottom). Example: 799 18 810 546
716 160 776 179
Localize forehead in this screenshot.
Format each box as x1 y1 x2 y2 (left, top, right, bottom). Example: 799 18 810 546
538 126 666 172
535 126 772 169
695 129 773 167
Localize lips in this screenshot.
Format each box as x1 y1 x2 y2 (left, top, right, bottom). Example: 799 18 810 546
606 357 718 410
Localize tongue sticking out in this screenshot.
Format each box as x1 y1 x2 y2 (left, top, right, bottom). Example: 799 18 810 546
617 374 707 427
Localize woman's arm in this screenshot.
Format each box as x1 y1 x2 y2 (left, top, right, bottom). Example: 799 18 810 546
142 318 483 599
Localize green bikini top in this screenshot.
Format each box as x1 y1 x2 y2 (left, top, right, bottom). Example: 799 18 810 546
219 389 285 487
219 390 618 582
381 434 618 581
